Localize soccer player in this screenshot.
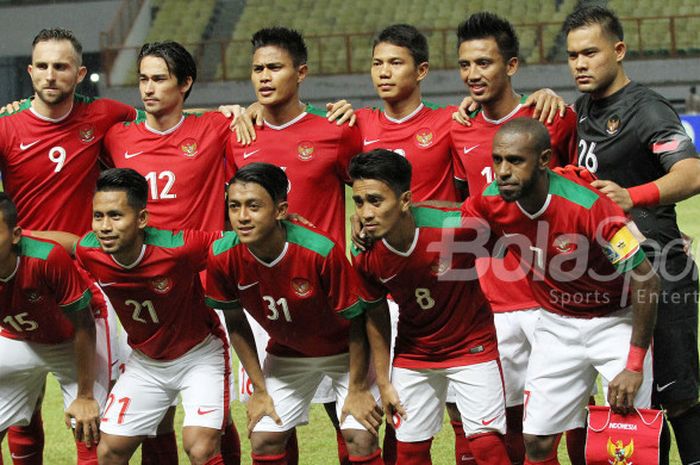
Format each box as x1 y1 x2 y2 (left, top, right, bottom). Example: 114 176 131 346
349 150 510 465
0 192 105 465
75 168 229 465
205 162 384 465
563 7 700 464
449 12 578 465
0 28 137 465
460 117 659 465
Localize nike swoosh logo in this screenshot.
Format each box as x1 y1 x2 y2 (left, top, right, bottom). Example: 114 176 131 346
243 149 260 159
197 407 216 415
11 452 38 459
656 380 676 392
463 144 479 155
237 281 259 290
363 138 381 146
579 116 588 123
379 274 397 284
20 140 41 150
124 151 144 159
481 416 498 426
98 281 117 287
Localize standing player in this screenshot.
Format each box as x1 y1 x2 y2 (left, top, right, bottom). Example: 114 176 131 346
0 28 136 465
564 7 700 465
449 13 578 465
349 150 511 465
0 192 104 464
75 168 229 465
460 118 659 465
205 163 383 465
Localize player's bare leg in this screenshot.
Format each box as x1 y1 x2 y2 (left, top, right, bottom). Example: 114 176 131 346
323 401 350 465
141 406 178 464
250 430 294 464
97 433 144 465
339 429 383 464
182 426 223 465
446 403 477 465
523 434 561 465
7 385 45 465
663 397 700 464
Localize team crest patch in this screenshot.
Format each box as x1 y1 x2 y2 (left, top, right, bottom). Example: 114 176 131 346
607 438 634 465
553 235 578 254
151 276 172 294
291 277 312 297
297 141 315 161
180 138 198 157
24 289 44 303
414 128 434 148
78 124 96 143
431 258 450 276
606 115 621 136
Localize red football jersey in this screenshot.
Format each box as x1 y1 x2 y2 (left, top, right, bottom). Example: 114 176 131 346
0 235 91 344
355 103 459 202
206 221 366 358
450 100 578 312
352 206 498 369
461 170 646 318
103 112 234 231
0 95 136 234
228 105 363 246
75 227 223 360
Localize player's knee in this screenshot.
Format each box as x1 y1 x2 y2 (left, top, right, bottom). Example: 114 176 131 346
341 428 379 456
97 441 129 465
250 431 288 455
663 397 699 418
523 433 558 461
185 439 219 465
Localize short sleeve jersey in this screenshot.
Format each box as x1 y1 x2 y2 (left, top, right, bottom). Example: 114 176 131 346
75 227 222 360
575 81 698 263
352 206 498 369
0 95 136 234
355 103 459 202
228 105 362 246
205 221 366 358
0 235 91 344
449 98 578 312
461 170 647 318
103 112 234 232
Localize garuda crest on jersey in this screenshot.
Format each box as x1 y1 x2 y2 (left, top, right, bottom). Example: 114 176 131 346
297 141 315 161
431 257 450 276
415 128 434 148
151 276 172 294
607 438 634 465
606 115 621 136
180 138 198 157
291 277 312 297
553 234 578 254
78 124 96 143
24 288 44 303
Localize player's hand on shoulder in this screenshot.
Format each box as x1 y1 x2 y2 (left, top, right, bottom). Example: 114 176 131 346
452 96 479 126
351 213 374 252
326 99 356 127
607 369 643 415
524 88 568 124
247 390 282 436
341 387 384 436
378 383 406 427
590 179 633 212
0 98 26 115
65 397 101 447
227 102 263 145
285 212 315 228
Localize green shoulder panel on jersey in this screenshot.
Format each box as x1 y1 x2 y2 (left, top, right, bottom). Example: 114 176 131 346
205 295 239 310
183 111 205 118
61 289 92 313
350 243 363 258
78 232 101 249
0 98 32 119
305 104 326 118
212 231 241 256
549 171 598 209
338 299 366 320
74 93 97 104
412 206 461 228
19 236 56 260
423 100 446 110
520 94 529 104
143 227 185 248
285 221 334 257
483 180 500 197
123 109 147 127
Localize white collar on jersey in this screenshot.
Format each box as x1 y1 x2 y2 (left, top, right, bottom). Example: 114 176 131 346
111 244 146 269
516 194 552 220
383 102 424 124
0 257 20 283
249 242 289 268
382 228 420 257
30 103 74 123
144 115 186 135
263 110 307 130
482 103 523 125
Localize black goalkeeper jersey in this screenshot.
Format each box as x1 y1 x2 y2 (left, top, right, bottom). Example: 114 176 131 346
575 81 698 265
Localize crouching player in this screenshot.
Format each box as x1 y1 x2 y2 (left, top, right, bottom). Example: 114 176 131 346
0 192 105 464
348 150 511 465
75 168 230 465
205 163 384 465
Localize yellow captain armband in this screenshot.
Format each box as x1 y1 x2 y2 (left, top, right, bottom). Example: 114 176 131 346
602 225 645 272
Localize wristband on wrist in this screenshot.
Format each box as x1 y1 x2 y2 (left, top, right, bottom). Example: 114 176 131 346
628 182 660 207
626 345 647 372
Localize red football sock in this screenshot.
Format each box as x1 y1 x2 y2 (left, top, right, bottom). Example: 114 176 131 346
203 455 225 465
349 449 384 464
251 452 287 465
7 409 44 465
451 421 477 465
382 423 397 465
505 405 525 465
336 427 350 465
286 430 299 465
468 432 511 465
75 440 98 465
221 421 241 465
396 439 432 465
564 428 585 465
141 431 178 465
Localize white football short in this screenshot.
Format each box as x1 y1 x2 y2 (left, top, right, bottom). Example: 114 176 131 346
0 321 110 431
493 308 541 407
253 352 379 433
523 308 652 435
94 284 123 382
100 333 230 437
